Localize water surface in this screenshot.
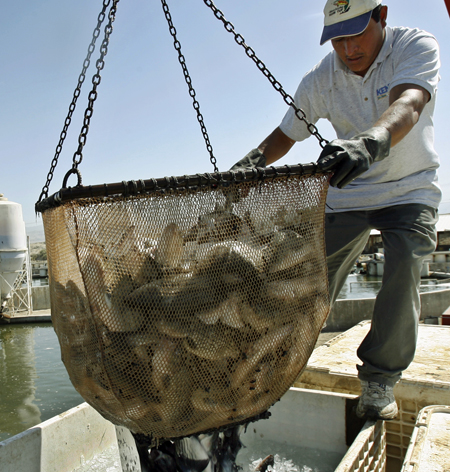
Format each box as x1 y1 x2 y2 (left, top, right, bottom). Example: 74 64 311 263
337 274 450 300
0 323 83 442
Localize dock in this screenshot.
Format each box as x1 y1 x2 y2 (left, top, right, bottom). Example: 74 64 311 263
0 309 51 324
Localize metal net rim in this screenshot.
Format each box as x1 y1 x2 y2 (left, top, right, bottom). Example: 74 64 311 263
35 163 327 213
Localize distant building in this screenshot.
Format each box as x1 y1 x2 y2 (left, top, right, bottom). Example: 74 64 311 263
437 213 450 251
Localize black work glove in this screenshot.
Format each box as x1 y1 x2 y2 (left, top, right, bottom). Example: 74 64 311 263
226 149 266 204
229 148 267 172
317 127 391 189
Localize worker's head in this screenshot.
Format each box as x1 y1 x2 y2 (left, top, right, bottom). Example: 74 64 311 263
321 0 388 77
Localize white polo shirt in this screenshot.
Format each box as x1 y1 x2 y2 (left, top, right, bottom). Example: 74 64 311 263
279 26 441 212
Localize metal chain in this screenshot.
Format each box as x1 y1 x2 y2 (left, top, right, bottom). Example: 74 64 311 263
203 0 329 149
37 0 114 203
71 0 120 170
161 0 219 173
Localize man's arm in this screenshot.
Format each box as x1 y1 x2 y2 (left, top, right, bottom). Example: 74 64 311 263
234 84 430 174
374 83 431 147
257 127 296 166
230 127 295 172
317 83 431 188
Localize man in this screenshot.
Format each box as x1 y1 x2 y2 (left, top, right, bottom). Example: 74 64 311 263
233 0 441 420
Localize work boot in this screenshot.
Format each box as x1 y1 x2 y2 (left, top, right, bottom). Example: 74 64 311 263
356 381 398 420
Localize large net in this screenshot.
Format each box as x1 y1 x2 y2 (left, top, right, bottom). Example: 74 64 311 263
42 171 331 442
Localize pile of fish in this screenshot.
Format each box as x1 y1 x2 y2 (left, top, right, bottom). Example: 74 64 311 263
55 202 328 440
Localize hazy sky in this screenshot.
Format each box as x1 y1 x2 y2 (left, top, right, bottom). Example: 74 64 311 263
1 0 449 236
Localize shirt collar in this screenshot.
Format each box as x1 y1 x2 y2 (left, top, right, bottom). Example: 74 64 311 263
333 26 394 77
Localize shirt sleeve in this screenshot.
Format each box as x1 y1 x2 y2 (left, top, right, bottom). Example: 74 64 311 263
279 61 329 142
389 30 440 97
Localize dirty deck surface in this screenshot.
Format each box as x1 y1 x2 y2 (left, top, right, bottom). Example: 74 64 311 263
316 331 341 348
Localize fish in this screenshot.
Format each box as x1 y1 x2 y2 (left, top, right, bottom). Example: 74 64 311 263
157 317 192 338
76 375 116 405
176 411 221 438
266 230 312 274
125 272 194 316
229 363 275 420
108 273 144 329
197 292 245 329
134 254 163 286
155 223 185 269
255 454 275 472
184 205 244 244
184 332 240 361
123 397 162 422
82 251 143 332
115 225 137 256
231 324 293 389
152 337 178 392
58 280 90 329
265 277 318 302
194 241 264 277
126 332 156 363
192 240 266 311
239 300 273 332
155 365 193 428
173 274 227 315
197 291 273 331
102 349 152 402
57 302 92 351
280 341 307 380
245 362 274 398
65 343 89 372
191 388 236 414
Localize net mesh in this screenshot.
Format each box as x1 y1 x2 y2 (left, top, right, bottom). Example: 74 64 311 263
42 172 331 441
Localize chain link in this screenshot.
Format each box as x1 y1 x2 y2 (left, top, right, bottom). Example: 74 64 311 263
71 0 120 171
37 0 114 203
161 0 218 173
203 0 329 149
38 0 326 205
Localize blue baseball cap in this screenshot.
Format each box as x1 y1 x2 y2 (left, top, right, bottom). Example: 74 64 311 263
320 0 382 45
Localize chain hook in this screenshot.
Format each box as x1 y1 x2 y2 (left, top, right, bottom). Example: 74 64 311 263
62 167 83 189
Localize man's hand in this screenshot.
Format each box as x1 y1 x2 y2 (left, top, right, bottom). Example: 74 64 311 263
229 148 267 172
227 149 267 203
317 126 391 189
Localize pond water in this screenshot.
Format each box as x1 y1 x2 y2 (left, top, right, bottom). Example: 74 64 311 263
0 323 83 442
73 441 342 472
337 274 450 300
239 440 343 472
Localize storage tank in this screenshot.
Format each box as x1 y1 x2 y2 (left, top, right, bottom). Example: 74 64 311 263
0 194 27 311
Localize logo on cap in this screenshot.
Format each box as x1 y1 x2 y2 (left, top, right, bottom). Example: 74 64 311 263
330 0 351 16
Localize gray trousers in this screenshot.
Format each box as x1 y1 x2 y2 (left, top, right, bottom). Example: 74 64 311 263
325 204 438 386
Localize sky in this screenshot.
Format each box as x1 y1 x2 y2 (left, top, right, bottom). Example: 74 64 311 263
1 0 449 241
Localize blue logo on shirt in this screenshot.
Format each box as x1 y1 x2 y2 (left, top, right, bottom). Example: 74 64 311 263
377 84 390 100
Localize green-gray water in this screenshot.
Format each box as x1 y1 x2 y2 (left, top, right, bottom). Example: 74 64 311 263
338 274 450 300
0 323 83 442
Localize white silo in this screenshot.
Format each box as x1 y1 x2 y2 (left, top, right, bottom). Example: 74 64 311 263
0 194 28 312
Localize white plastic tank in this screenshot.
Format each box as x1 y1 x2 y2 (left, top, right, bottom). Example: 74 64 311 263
0 194 27 309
